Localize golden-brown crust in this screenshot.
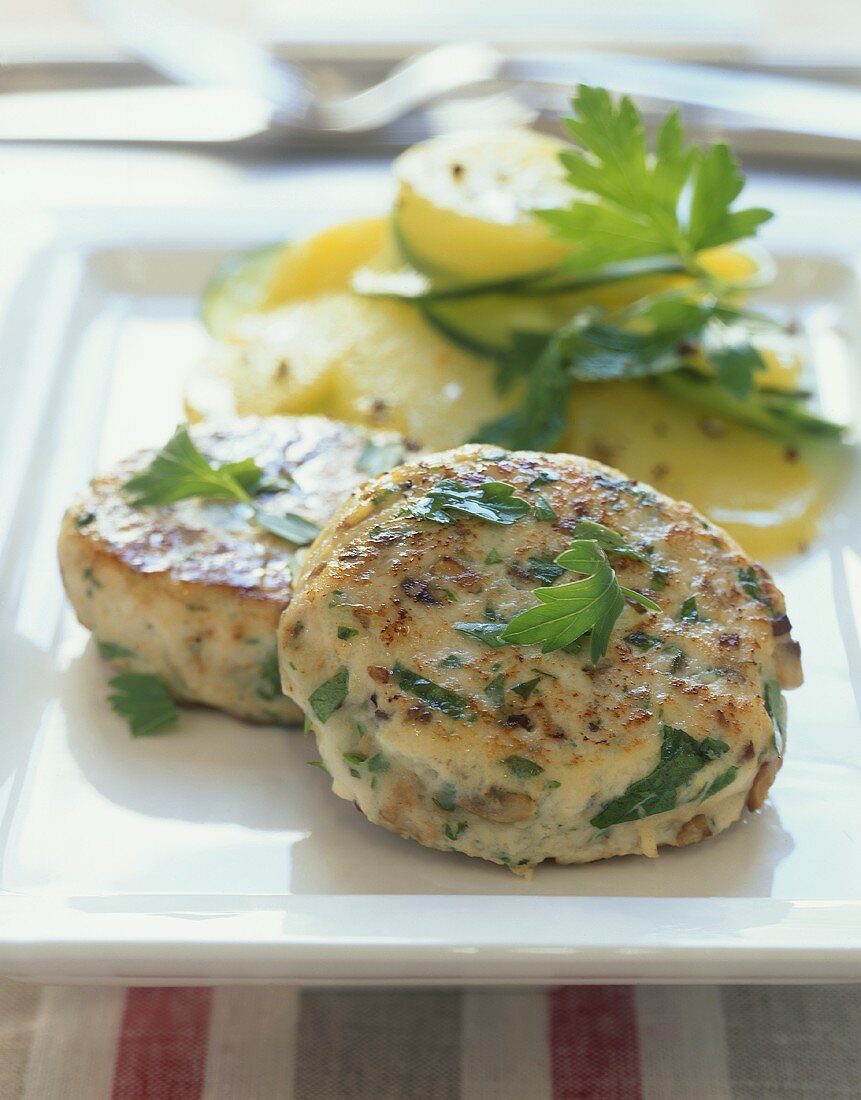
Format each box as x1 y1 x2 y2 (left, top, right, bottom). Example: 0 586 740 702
65 417 411 598
59 416 413 726
747 760 781 812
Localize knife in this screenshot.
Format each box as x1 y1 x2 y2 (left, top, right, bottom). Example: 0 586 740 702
4 50 861 156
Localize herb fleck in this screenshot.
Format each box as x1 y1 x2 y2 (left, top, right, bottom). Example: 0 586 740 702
368 753 391 775
357 439 406 476
433 782 458 812
526 471 559 491
511 677 541 701
408 479 531 526
699 766 739 801
256 649 282 701
533 495 558 522
309 667 349 723
394 664 469 719
96 639 135 662
590 724 729 828
526 555 565 585
454 621 509 648
624 631 662 651
502 755 544 779
484 673 506 708
679 595 708 622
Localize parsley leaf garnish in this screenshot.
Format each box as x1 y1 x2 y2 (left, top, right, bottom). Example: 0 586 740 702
501 539 659 660
590 724 729 828
123 425 321 546
408 479 530 526
475 294 795 451
124 424 264 506
107 673 179 736
571 519 651 563
467 88 844 450
537 85 772 274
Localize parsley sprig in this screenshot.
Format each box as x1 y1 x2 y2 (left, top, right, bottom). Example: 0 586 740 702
501 537 659 661
124 425 321 546
107 673 179 736
477 286 842 449
537 85 772 276
474 87 844 449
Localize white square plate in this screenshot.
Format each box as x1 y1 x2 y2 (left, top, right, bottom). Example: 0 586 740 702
1 207 860 985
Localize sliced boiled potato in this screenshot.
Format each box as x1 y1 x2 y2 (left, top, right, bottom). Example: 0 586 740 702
260 216 388 308
201 218 389 340
698 242 775 288
185 293 513 449
393 129 575 280
559 379 831 560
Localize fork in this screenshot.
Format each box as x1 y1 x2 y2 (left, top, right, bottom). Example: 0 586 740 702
71 0 861 148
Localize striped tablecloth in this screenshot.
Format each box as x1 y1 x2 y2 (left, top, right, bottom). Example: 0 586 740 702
0 981 858 1098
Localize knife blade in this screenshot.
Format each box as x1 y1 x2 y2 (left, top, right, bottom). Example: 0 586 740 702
0 86 275 144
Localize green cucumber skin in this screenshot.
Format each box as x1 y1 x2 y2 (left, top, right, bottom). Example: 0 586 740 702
200 243 285 338
420 302 510 357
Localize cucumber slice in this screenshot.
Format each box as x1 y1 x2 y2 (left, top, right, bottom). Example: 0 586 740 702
656 370 844 440
351 261 553 302
393 129 575 281
419 240 780 359
201 245 285 339
422 292 587 356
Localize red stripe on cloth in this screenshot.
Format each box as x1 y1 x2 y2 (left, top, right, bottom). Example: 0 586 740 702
111 987 213 1100
550 986 642 1100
